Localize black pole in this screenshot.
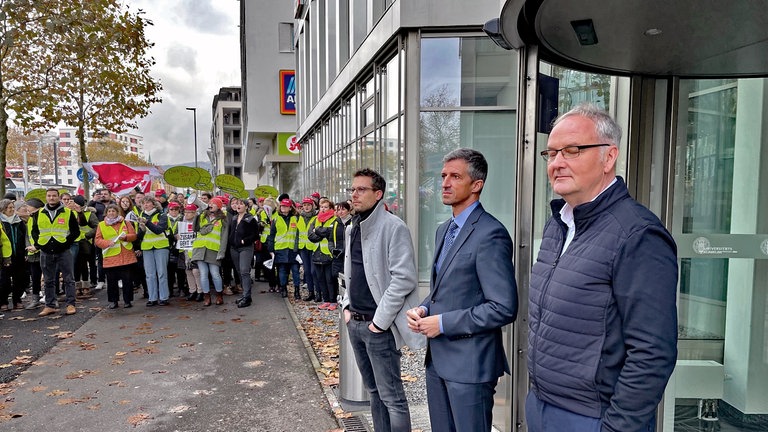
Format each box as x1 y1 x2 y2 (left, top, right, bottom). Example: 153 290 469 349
53 138 59 185
186 107 198 168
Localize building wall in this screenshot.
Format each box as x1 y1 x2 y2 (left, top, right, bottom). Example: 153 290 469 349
57 127 145 187
240 0 297 191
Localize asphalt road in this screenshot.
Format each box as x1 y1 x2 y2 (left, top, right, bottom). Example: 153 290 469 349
1 290 108 383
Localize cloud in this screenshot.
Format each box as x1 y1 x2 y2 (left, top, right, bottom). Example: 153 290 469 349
166 44 198 74
174 0 232 35
125 0 240 166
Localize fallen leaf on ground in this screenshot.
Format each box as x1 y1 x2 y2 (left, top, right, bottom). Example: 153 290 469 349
0 335 12 339
168 405 190 413
65 369 99 379
10 356 33 365
243 360 263 368
237 379 267 388
57 396 93 405
127 413 152 426
51 331 75 339
46 389 68 397
128 370 143 375
30 386 47 393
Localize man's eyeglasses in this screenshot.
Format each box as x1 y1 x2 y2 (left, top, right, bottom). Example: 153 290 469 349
346 186 376 194
540 143 611 162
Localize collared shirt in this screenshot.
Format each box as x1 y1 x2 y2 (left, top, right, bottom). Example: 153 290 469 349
559 177 617 256
433 200 481 333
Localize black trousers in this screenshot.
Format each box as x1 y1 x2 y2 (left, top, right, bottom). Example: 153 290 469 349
105 265 134 304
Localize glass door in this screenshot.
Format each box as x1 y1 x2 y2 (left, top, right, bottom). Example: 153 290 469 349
664 78 768 432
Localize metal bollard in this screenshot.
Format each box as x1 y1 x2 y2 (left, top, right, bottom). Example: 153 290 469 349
337 273 370 404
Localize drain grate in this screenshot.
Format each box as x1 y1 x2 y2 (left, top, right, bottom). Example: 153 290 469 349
339 415 370 432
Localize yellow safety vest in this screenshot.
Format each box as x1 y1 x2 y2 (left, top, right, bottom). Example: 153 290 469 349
273 215 298 251
296 215 317 251
259 210 271 243
192 214 223 252
140 212 170 250
167 216 179 236
315 217 339 257
99 221 133 257
36 207 72 245
76 210 93 242
0 224 11 259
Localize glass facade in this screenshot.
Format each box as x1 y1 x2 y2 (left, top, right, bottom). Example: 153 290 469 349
666 78 768 432
418 36 518 281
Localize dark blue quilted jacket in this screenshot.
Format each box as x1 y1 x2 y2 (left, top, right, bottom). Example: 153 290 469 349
528 177 678 432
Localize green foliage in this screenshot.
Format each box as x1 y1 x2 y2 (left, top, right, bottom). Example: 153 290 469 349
86 138 149 167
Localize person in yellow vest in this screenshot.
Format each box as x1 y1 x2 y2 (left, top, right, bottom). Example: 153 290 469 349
192 197 229 306
137 196 170 306
308 198 345 310
0 199 26 311
71 195 98 298
256 197 278 290
94 204 138 309
29 188 81 316
267 198 301 298
297 197 318 301
23 198 45 309
179 204 202 302
165 201 187 298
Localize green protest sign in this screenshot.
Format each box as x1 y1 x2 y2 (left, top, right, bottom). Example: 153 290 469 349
194 168 212 190
25 188 47 202
214 174 245 195
253 185 279 199
163 166 200 188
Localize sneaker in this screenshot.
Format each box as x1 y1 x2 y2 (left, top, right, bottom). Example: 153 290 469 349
65 305 77 315
158 300 170 306
25 298 41 310
318 302 330 310
95 281 105 290
327 303 338 311
39 306 58 316
118 280 123 289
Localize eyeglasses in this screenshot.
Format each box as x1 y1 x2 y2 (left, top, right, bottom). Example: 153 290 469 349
346 186 376 195
540 143 611 162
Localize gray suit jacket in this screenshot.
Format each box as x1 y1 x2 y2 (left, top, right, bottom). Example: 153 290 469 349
421 203 518 383
340 200 426 350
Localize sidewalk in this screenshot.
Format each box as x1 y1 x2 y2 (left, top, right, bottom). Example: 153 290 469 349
0 281 339 431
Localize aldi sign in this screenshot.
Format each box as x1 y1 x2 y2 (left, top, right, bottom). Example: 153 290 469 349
280 70 296 115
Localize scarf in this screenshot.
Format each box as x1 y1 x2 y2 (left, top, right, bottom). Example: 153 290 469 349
143 208 157 216
317 209 335 223
105 215 123 226
0 213 21 224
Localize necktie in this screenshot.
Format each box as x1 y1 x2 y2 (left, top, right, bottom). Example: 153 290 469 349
436 221 459 272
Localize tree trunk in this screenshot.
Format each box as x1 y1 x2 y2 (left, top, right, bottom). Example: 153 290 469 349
0 102 9 197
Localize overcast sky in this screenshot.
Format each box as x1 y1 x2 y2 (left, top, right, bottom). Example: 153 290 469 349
126 0 240 166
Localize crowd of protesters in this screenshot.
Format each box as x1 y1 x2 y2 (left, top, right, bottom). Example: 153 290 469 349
0 186 354 315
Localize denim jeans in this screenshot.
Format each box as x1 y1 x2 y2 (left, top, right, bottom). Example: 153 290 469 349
347 319 411 432
143 248 169 301
197 261 222 293
41 250 76 307
299 249 314 293
277 262 300 288
230 246 253 300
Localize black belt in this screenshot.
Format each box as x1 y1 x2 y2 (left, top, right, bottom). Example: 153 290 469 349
350 311 373 321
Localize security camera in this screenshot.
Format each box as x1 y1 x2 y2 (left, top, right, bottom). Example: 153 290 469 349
483 18 515 50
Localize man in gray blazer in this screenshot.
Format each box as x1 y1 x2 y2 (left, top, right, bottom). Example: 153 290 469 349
340 168 425 432
407 148 518 432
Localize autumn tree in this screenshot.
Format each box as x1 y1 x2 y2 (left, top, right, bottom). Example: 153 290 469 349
14 1 162 199
0 0 76 196
86 139 148 166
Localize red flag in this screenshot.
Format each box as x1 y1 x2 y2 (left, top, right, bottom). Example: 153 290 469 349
84 162 152 195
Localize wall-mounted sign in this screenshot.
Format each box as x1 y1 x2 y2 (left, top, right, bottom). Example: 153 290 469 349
277 132 301 156
280 70 296 115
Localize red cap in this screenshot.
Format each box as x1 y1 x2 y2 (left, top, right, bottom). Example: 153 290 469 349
280 198 292 207
184 204 198 211
168 202 180 209
214 195 229 206
311 192 321 198
155 189 166 197
302 197 314 204
258 197 265 202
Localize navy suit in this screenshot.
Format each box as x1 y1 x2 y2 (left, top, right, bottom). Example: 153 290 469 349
421 203 518 431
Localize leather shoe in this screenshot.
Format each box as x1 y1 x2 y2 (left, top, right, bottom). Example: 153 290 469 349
65 305 77 315
38 306 58 316
236 297 252 308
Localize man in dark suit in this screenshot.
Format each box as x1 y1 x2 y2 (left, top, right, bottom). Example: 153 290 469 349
407 148 518 432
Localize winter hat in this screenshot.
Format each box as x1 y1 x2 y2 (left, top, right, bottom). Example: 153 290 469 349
209 197 224 209
72 195 86 207
26 198 45 209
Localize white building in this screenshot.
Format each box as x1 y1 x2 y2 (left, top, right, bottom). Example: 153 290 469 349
209 87 243 180
57 127 145 186
239 0 298 196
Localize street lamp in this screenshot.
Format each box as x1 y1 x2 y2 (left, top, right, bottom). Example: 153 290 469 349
185 107 198 168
